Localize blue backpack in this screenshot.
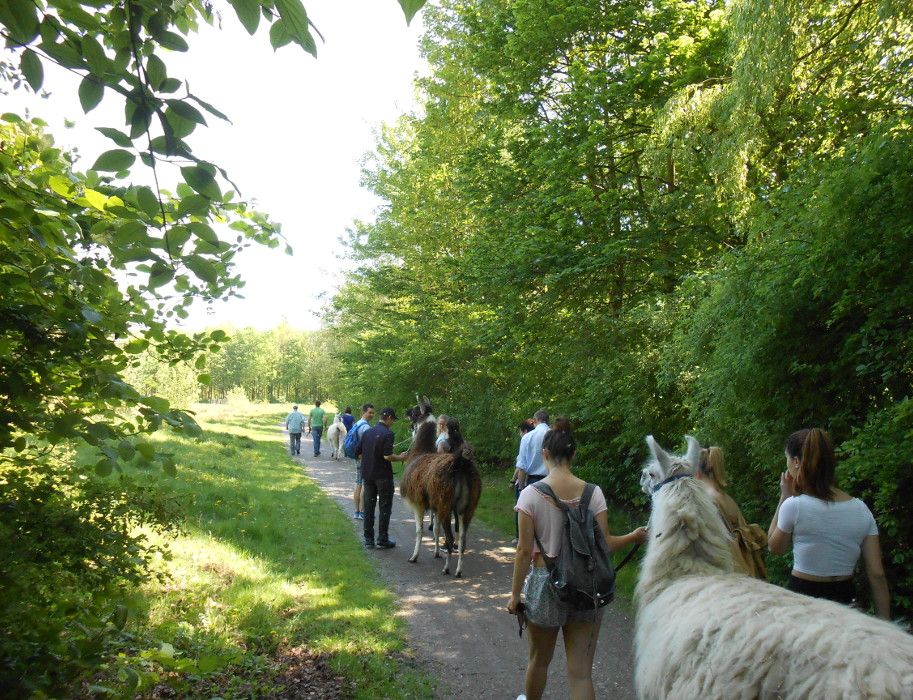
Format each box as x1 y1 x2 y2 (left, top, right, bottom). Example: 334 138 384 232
343 419 368 459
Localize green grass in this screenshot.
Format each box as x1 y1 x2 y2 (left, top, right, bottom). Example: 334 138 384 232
107 403 432 699
475 466 647 606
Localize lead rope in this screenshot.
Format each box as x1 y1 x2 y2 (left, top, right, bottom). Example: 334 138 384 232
613 542 641 572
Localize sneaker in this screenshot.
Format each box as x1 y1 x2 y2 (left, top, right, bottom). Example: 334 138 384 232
353 511 364 520
364 540 375 549
375 539 396 549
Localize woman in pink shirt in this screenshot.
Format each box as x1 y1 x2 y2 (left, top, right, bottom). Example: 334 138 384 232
507 417 647 700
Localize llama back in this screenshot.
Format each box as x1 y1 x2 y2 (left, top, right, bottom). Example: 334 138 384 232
637 574 913 699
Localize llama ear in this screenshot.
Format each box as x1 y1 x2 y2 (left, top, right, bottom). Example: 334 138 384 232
684 435 702 474
646 435 673 474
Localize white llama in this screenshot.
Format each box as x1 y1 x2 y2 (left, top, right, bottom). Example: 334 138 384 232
636 435 913 699
326 414 347 460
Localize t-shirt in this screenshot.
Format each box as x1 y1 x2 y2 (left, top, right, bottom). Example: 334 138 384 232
342 413 354 431
515 482 607 559
516 422 549 477
286 410 305 433
309 407 326 430
435 432 449 451
358 423 394 480
777 495 878 577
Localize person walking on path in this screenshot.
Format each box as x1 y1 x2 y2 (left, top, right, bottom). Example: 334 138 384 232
508 418 648 700
516 410 550 490
309 401 327 457
285 404 306 455
350 404 375 520
358 407 407 550
511 419 536 541
767 428 891 618
341 406 354 432
696 446 767 579
435 414 450 452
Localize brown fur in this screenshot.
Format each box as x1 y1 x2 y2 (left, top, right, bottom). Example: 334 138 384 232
400 420 482 576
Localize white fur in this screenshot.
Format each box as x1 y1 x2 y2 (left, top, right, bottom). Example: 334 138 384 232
636 436 913 699
326 414 347 460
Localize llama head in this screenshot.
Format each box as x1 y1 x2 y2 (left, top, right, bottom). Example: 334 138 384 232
636 439 734 606
636 469 735 606
640 434 702 495
406 395 434 431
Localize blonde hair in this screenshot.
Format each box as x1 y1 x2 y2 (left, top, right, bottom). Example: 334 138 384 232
700 446 727 489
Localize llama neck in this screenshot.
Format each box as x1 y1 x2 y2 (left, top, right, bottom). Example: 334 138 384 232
636 482 734 608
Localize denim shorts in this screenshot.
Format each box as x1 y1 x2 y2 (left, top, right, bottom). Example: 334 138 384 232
522 567 604 627
354 461 363 486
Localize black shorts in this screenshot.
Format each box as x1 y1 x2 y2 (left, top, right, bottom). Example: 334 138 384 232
787 574 855 605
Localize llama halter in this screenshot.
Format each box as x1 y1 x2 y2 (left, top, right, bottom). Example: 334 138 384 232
652 472 691 493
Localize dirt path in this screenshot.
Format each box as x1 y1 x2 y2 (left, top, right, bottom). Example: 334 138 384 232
291 430 637 699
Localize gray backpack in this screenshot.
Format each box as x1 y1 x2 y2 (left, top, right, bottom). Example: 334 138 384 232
532 482 615 610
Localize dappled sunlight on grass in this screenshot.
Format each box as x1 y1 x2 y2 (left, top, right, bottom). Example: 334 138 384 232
126 403 433 698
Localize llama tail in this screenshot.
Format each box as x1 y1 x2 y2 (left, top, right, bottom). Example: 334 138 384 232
450 452 481 524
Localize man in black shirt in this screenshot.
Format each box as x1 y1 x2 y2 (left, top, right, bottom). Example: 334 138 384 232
357 407 407 549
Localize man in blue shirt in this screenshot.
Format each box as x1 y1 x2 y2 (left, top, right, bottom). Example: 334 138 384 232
358 407 407 549
350 404 375 520
341 407 354 432
285 404 306 455
515 409 550 489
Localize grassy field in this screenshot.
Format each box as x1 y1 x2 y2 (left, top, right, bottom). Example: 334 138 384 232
474 466 647 605
99 402 432 699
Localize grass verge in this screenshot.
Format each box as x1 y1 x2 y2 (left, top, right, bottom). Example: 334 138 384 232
97 403 432 699
474 466 647 606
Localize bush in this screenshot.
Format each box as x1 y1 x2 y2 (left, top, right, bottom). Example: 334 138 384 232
0 452 184 696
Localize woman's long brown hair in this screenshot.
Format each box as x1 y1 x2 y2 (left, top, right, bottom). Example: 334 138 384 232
785 428 836 500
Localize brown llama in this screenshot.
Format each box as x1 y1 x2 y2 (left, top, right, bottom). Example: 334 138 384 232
400 413 482 577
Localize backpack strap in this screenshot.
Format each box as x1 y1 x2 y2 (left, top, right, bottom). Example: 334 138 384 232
529 482 562 569
578 483 596 513
533 481 597 513
532 481 568 511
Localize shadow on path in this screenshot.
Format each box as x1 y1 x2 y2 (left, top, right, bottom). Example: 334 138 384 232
289 428 637 700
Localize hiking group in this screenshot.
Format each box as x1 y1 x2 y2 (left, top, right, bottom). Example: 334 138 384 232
284 402 895 700
284 401 330 457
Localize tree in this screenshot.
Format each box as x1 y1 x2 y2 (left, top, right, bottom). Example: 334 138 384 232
0 0 427 693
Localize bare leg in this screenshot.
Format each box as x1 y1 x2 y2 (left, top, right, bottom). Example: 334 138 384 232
409 505 423 563
563 619 602 700
525 622 559 700
353 483 362 512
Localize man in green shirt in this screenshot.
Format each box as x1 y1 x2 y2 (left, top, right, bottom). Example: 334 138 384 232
309 401 327 457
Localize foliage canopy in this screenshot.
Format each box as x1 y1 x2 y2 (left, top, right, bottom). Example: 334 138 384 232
329 0 913 616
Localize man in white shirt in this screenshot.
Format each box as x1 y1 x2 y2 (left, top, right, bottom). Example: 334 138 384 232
515 409 550 489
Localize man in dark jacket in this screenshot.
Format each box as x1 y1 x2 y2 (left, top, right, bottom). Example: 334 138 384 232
358 407 407 549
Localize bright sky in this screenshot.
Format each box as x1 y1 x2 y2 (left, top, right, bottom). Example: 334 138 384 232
6 1 425 331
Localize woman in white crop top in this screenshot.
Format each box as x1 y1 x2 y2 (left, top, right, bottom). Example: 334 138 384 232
767 428 890 619
507 417 647 700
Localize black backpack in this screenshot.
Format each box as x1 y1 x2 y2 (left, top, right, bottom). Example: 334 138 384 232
532 482 615 610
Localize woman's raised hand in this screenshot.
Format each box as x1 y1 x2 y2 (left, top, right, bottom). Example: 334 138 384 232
780 471 796 498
